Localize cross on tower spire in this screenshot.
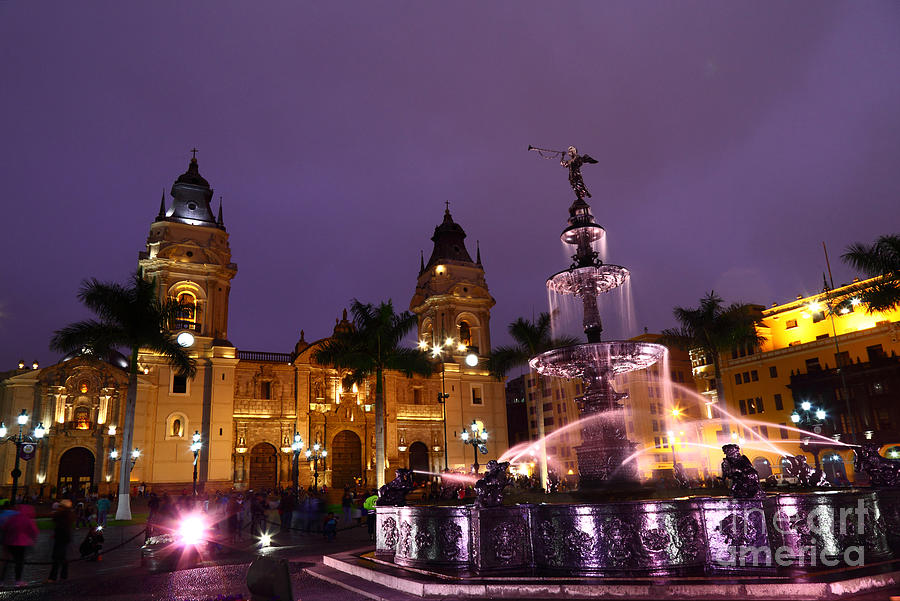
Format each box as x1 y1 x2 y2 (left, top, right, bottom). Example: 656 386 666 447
444 200 450 212
190 148 199 160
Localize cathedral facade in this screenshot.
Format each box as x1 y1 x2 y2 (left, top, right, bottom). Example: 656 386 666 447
0 159 509 497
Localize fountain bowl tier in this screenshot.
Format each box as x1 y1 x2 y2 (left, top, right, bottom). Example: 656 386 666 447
529 341 667 379
547 265 629 297
561 222 605 245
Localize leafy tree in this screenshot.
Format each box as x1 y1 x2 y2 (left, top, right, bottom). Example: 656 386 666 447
489 313 578 489
840 234 900 312
660 291 764 408
312 300 432 488
51 270 196 520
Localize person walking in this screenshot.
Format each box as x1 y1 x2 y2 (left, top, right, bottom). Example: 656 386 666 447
341 488 353 526
95 494 111 527
47 499 75 582
278 491 295 533
363 490 378 541
3 504 39 586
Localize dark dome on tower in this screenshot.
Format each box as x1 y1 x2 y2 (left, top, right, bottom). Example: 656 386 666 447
425 207 474 269
158 155 221 229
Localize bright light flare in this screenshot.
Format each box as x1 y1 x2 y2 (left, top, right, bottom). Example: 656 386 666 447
259 533 273 547
178 514 208 546
801 401 812 411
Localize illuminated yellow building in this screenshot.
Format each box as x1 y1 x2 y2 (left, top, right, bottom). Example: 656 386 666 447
696 278 900 482
517 375 582 479
0 158 508 498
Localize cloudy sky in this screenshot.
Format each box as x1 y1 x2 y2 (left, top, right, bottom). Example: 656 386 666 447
1 1 898 369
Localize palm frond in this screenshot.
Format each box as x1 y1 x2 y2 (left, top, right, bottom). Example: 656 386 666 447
383 347 433 378
50 320 126 356
144 335 197 378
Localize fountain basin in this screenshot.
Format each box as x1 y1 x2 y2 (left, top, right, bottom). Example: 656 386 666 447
376 490 895 574
772 490 890 563
529 341 667 379
375 505 399 557
393 506 471 569
546 265 629 296
531 498 706 574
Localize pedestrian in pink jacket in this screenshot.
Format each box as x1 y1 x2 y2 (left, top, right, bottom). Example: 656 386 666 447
3 504 39 586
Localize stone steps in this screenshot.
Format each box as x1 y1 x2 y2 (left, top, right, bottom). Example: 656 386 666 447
314 549 900 599
305 563 423 601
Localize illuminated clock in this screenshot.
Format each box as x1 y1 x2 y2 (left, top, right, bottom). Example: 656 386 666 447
176 331 195 348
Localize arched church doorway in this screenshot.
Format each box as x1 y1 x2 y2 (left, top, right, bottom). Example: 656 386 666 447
58 447 94 497
408 442 429 483
331 430 362 490
249 443 278 492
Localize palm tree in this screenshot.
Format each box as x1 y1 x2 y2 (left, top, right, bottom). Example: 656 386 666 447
51 270 195 520
659 291 764 409
489 313 578 490
312 300 432 488
840 234 900 312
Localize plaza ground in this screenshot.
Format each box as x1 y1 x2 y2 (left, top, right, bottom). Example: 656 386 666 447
3 514 900 601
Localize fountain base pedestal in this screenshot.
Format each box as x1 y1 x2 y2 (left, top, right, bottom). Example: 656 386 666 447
576 438 640 487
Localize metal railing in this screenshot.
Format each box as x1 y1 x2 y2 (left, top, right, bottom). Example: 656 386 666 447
237 351 293 363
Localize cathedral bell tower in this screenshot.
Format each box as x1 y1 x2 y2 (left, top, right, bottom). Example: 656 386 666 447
139 155 237 344
410 206 494 357
136 154 238 491
409 206 507 472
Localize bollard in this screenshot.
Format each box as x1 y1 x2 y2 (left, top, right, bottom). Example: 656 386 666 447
246 555 294 601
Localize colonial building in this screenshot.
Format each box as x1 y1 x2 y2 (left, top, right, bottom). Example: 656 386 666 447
691 279 900 482
0 158 508 498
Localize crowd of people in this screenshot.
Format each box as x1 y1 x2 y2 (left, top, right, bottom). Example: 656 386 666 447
0 497 91 587
142 484 380 546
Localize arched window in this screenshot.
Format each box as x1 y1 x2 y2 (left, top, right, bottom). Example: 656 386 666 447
458 320 472 346
175 292 198 331
420 319 433 347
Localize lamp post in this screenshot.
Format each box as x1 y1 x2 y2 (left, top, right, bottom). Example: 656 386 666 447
190 430 202 496
290 432 304 498
460 420 488 473
419 337 480 472
305 443 327 492
0 410 45 504
791 401 828 470
109 447 140 489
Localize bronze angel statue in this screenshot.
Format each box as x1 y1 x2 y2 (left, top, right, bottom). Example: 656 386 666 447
529 144 599 200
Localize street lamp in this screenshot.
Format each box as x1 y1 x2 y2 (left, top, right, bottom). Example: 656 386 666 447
290 432 304 498
419 337 479 471
460 420 488 473
791 402 828 469
110 446 141 471
0 410 45 504
190 431 202 496
305 442 327 491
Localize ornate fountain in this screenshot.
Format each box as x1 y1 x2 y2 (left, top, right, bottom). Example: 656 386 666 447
355 148 900 593
529 192 665 486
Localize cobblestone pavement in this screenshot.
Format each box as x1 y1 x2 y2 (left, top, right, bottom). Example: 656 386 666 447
5 517 900 601
0 517 373 601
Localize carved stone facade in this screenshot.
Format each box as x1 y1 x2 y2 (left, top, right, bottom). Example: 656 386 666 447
0 162 508 496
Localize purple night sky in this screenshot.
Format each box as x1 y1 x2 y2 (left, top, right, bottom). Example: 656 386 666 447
1 2 899 370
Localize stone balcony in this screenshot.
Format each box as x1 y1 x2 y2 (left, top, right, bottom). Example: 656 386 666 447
395 404 443 421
